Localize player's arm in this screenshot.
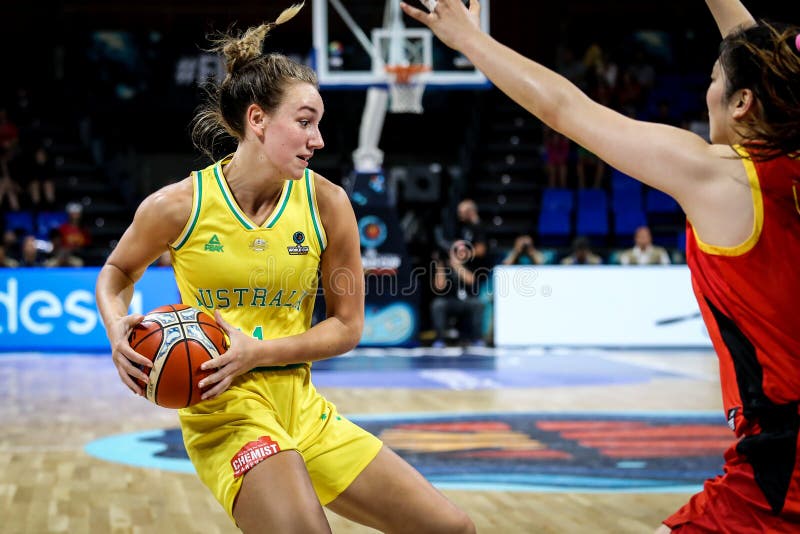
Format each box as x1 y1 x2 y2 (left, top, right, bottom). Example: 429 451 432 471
401 0 751 246
95 178 193 395
706 0 756 37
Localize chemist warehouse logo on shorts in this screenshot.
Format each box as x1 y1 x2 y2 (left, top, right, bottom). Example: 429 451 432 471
231 436 281 478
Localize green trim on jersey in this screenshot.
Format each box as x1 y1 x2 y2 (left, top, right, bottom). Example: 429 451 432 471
305 169 326 251
172 171 203 250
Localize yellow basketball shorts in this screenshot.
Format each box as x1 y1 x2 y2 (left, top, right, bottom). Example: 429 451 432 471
178 364 383 521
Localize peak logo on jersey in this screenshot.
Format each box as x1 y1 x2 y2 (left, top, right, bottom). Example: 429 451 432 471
249 237 268 252
204 234 224 252
287 231 309 255
231 436 281 478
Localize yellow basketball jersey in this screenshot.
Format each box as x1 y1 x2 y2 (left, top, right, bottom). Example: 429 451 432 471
169 156 327 343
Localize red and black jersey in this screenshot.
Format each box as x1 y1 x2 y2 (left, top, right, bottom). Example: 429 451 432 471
685 148 800 516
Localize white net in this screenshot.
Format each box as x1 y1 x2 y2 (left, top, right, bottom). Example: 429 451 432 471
386 66 428 114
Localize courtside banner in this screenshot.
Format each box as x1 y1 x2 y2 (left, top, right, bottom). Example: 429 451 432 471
0 267 178 352
493 266 711 348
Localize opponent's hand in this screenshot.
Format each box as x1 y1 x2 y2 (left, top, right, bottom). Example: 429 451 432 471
400 0 482 51
109 313 150 396
198 310 259 400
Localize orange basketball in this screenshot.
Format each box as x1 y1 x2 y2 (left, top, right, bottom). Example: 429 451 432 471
128 304 228 408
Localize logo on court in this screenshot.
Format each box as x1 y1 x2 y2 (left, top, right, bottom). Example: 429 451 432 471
85 412 728 492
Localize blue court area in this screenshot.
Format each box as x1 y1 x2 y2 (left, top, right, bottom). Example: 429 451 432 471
0 347 692 391
309 348 684 389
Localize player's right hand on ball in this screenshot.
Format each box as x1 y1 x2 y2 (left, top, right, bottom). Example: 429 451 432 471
110 313 150 396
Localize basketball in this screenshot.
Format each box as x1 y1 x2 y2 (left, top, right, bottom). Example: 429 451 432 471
128 304 228 408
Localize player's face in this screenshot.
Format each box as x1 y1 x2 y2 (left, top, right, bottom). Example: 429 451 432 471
264 82 325 179
706 61 729 145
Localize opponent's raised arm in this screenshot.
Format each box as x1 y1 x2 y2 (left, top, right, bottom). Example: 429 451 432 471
706 0 756 37
401 0 722 207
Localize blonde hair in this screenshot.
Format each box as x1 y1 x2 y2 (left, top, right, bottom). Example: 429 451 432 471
191 3 318 160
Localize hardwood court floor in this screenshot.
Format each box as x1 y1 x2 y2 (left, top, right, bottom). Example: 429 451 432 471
0 349 722 533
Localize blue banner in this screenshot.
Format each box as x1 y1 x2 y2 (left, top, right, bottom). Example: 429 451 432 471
0 267 179 352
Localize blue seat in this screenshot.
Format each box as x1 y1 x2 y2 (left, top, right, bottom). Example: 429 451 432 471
610 168 642 192
4 211 35 235
575 208 608 237
612 188 643 214
537 210 572 245
36 211 69 239
613 209 648 237
540 188 574 212
577 188 608 212
645 189 680 213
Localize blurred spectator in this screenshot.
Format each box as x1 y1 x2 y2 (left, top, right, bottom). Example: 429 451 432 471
454 199 487 262
59 202 92 254
618 225 671 265
435 198 489 264
431 239 486 347
44 229 84 267
0 157 21 211
0 108 19 162
0 243 19 267
543 126 569 188
26 146 57 209
561 236 602 265
18 235 44 267
502 235 545 265
576 145 606 189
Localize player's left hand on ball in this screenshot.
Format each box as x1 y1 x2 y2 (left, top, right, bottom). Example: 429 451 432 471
197 310 257 399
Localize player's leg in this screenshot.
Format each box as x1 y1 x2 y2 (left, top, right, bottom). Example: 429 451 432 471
233 450 332 534
653 525 671 534
326 446 475 534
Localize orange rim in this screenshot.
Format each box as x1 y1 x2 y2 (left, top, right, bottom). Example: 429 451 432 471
385 64 430 84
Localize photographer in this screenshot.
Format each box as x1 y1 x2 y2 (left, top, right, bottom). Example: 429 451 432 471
502 234 545 265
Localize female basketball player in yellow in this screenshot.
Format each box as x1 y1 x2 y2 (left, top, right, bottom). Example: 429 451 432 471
95 4 474 533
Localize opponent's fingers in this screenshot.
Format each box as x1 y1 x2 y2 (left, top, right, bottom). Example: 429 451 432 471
400 2 431 23
468 0 481 17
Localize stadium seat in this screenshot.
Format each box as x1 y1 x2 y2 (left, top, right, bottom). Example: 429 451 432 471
610 168 642 192
613 209 648 237
540 188 574 212
612 188 643 214
577 188 608 213
4 211 35 236
575 208 608 237
537 210 572 245
36 211 69 239
645 188 680 213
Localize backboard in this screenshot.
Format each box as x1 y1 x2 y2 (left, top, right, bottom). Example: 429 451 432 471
312 0 491 89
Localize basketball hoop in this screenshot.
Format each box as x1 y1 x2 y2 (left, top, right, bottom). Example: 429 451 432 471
385 64 430 114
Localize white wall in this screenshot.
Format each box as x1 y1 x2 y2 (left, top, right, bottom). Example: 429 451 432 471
493 266 711 348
